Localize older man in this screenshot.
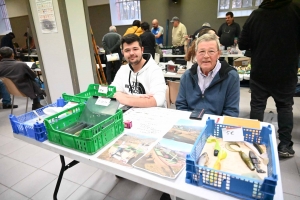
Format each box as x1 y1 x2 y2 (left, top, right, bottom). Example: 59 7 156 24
171 16 187 54
151 19 164 47
102 26 122 84
176 33 240 116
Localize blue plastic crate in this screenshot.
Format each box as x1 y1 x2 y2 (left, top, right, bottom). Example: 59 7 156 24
185 118 278 200
9 101 66 142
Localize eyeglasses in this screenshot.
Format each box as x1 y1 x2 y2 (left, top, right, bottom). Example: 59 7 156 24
198 50 218 56
223 28 230 33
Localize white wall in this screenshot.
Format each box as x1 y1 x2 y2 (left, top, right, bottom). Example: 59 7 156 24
6 0 108 19
28 0 74 101
65 0 94 92
6 0 28 17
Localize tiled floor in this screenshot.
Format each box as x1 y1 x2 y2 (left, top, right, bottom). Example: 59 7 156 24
0 87 299 200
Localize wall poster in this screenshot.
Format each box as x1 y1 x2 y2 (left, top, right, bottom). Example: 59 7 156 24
36 0 58 33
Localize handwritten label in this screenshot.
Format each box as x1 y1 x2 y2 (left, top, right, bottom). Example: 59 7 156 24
222 127 244 142
95 97 111 106
98 86 108 94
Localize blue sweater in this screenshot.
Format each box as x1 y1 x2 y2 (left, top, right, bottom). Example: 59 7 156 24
176 61 240 117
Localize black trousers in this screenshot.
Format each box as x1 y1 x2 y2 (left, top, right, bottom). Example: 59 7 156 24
106 60 121 84
250 79 297 145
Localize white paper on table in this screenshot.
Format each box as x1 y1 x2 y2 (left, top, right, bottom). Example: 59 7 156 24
106 53 120 61
222 127 244 142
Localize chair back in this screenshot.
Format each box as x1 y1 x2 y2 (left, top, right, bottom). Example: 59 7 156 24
0 77 27 97
168 80 180 104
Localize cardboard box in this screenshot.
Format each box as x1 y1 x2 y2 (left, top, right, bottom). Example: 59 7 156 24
234 57 251 67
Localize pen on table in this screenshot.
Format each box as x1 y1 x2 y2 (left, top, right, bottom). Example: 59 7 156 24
216 118 220 124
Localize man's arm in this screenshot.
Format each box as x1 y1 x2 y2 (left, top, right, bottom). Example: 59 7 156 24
238 18 251 50
180 25 187 46
102 35 111 54
114 92 157 107
110 67 125 92
175 73 189 111
222 71 240 117
155 27 164 39
110 35 121 52
217 24 223 37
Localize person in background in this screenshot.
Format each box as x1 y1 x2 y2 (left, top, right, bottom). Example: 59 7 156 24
239 0 300 157
185 28 218 69
21 32 35 51
218 12 240 66
111 34 166 107
177 33 239 114
171 16 187 54
0 47 45 110
124 20 143 36
0 32 16 55
191 22 211 40
102 26 122 84
151 19 164 47
140 22 156 58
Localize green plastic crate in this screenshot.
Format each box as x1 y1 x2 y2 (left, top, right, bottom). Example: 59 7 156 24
44 103 124 155
62 84 116 103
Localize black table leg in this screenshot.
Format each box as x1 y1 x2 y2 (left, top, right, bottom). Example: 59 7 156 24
53 155 79 200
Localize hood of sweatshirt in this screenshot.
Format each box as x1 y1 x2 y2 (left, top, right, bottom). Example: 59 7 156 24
259 0 292 9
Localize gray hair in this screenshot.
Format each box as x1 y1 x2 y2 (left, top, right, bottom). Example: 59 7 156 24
109 26 116 32
195 33 221 52
0 47 13 58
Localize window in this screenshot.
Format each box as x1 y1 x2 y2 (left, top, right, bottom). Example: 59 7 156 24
0 0 12 34
218 0 263 18
109 0 141 26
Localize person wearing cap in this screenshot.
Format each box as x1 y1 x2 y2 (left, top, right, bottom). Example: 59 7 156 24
191 22 211 40
217 11 240 66
170 16 187 53
0 32 16 55
151 19 164 47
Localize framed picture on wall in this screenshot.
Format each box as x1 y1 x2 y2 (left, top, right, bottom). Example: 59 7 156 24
109 0 141 26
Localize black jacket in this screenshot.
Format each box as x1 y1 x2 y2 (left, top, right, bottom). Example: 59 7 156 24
0 58 42 98
140 30 155 58
0 34 16 55
239 0 300 84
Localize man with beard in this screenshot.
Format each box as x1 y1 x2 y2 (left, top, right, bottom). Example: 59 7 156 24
111 34 166 107
239 0 300 157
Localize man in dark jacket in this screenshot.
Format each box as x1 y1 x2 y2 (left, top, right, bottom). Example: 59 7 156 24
0 47 44 110
176 33 240 116
218 12 240 65
239 0 300 157
102 26 122 84
0 32 16 55
140 22 156 58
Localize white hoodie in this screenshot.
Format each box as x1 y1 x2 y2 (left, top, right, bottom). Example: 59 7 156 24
111 55 166 107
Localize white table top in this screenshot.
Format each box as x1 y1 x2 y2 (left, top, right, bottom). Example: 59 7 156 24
163 72 182 79
13 109 283 200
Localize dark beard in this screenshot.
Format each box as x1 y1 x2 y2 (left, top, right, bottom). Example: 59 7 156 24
128 56 143 66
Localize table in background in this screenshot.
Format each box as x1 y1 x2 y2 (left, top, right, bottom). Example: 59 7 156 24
13 108 283 200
